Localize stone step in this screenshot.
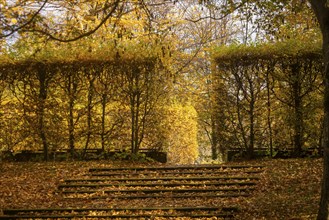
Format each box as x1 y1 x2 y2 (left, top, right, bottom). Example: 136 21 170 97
0 206 238 219
89 165 265 173
58 181 257 189
64 176 260 183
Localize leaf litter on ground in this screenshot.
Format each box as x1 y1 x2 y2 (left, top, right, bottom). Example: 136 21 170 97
0 158 322 219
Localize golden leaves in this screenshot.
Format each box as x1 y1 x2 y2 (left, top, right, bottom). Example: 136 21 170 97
10 18 17 25
162 104 199 164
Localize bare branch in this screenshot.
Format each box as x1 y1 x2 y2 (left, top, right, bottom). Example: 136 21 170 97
184 1 244 23
185 14 228 23
0 0 49 39
24 0 122 42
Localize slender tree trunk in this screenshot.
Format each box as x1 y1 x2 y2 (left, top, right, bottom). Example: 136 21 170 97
309 1 329 219
266 69 274 157
292 64 303 156
211 114 218 160
39 102 48 161
234 70 249 156
37 67 49 161
248 101 255 159
130 70 141 155
83 76 95 158
130 92 136 153
138 88 152 152
248 79 255 160
236 90 248 151
68 75 76 158
101 93 107 152
131 91 141 154
134 91 140 154
211 73 219 160
212 74 228 161
68 101 75 156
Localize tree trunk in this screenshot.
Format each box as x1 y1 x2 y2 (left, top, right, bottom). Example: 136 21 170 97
130 91 136 153
309 1 329 219
37 66 49 161
134 91 141 154
248 77 255 160
211 115 218 160
266 69 274 157
318 40 329 220
101 93 107 152
67 75 76 158
212 75 229 161
83 76 95 158
130 70 141 155
292 63 303 156
68 101 75 157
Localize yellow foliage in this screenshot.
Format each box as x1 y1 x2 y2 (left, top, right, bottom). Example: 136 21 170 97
162 103 199 164
211 38 322 66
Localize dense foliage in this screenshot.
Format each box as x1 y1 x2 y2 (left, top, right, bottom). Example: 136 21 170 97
0 42 198 163
211 39 324 159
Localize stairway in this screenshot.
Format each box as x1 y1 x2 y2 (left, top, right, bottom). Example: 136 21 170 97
1 164 264 219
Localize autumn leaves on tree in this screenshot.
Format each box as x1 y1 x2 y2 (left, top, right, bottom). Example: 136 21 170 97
0 0 326 162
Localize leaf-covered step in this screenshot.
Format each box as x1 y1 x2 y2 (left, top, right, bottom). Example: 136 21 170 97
64 176 260 183
89 165 265 172
3 206 238 214
58 181 258 189
0 214 234 219
88 171 263 178
87 169 263 177
1 206 238 219
60 187 255 195
65 192 251 199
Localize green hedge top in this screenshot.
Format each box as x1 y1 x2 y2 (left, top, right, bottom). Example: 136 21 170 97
0 41 164 71
212 39 323 67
